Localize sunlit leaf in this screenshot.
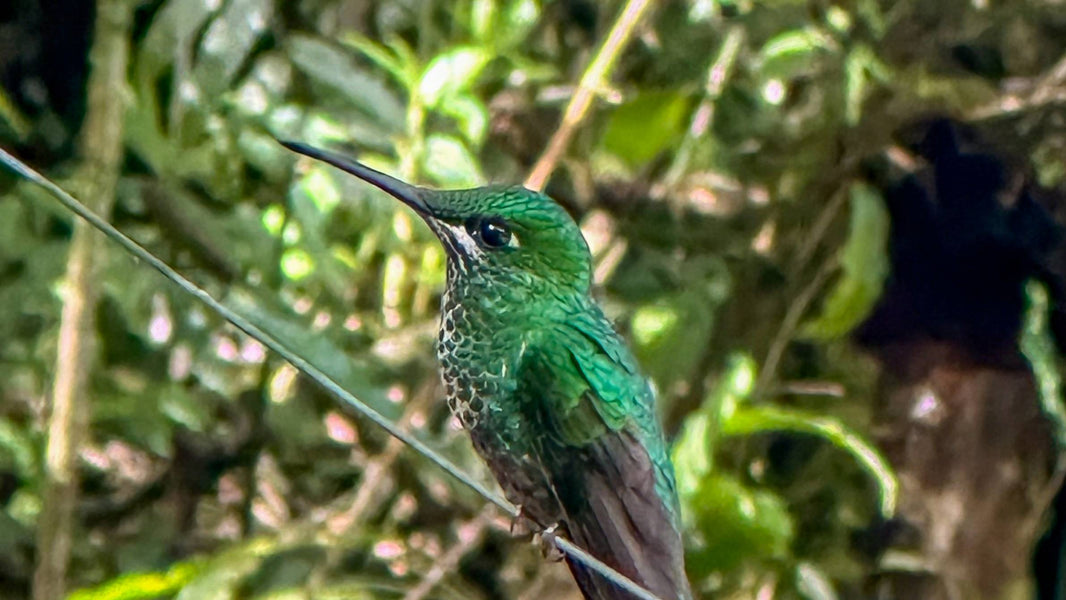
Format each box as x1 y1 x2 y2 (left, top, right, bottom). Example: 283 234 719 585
342 34 418 88
802 183 889 339
684 473 794 575
439 93 490 146
417 47 491 108
223 290 395 419
721 405 897 516
0 86 30 139
298 167 341 214
498 0 541 49
672 354 756 501
673 411 714 498
470 0 497 42
0 418 37 480
287 35 405 132
1021 281 1066 444
632 304 680 347
600 90 690 168
67 560 204 600
796 562 839 600
759 28 831 79
845 48 867 125
194 0 275 95
280 248 314 280
175 539 278 600
262 205 285 237
422 134 484 187
843 45 889 124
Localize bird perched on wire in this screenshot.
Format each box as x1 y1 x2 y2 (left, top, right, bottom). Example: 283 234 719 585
282 141 692 600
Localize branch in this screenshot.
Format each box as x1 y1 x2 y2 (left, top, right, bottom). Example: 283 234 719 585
403 507 494 600
32 2 132 599
524 0 657 191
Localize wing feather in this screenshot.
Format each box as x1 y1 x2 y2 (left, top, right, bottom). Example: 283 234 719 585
519 306 691 600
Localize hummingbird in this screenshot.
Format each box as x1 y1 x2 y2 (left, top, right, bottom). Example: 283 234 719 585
282 141 692 600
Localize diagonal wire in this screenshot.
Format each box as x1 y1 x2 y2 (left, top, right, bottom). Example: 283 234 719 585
0 148 668 600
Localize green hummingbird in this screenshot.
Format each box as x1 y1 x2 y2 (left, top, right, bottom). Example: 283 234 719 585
282 141 691 600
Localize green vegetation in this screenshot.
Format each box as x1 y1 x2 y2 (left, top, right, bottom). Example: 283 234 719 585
1 0 1064 599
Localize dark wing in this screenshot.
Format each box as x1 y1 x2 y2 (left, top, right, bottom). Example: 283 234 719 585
522 309 690 600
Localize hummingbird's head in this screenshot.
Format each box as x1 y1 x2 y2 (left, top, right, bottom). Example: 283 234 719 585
282 142 593 298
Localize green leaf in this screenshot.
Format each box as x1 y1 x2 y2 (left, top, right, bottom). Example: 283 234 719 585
631 258 730 392
674 357 796 574
1021 281 1066 443
439 94 490 147
236 128 292 182
194 0 275 95
599 90 690 169
759 28 831 79
721 405 897 516
0 418 38 480
417 47 491 108
342 34 418 89
67 559 204 600
843 45 889 124
0 86 30 139
470 0 497 42
160 384 214 432
673 411 714 498
672 353 757 498
287 35 405 132
498 0 541 49
222 289 395 419
280 248 314 280
95 389 176 457
298 167 341 214
422 134 484 187
684 473 794 575
802 183 889 339
796 562 839 600
175 539 278 600
845 48 867 125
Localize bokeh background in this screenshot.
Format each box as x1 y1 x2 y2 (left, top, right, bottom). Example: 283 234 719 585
1 0 1066 599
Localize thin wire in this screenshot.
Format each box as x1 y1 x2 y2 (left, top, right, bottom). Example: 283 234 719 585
0 148 667 600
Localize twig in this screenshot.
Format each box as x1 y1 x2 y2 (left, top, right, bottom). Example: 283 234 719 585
790 186 849 275
403 506 494 600
32 2 132 599
658 25 745 193
328 383 435 534
757 257 838 395
772 380 847 398
970 52 1066 120
524 0 657 191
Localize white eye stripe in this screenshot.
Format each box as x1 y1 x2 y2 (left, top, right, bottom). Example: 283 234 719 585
443 223 485 259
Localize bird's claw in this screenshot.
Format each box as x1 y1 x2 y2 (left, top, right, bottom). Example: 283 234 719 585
510 505 537 537
535 524 566 562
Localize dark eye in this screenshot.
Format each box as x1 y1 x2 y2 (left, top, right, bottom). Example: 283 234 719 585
466 217 512 248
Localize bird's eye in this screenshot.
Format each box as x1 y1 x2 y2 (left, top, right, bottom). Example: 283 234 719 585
466 217 513 249
480 218 511 247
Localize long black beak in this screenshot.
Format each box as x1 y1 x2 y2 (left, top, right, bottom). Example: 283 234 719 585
279 140 433 217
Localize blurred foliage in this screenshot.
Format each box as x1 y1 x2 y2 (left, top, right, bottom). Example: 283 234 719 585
1 0 1065 599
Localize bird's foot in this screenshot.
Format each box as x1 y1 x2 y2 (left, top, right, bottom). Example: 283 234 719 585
534 524 566 562
510 505 537 537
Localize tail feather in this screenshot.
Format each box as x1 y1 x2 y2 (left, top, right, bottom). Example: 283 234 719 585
547 430 692 600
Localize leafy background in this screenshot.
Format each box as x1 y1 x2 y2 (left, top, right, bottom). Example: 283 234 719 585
0 0 1065 599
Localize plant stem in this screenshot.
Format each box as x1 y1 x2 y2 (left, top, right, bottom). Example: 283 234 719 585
524 0 657 191
658 25 744 192
32 2 131 599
